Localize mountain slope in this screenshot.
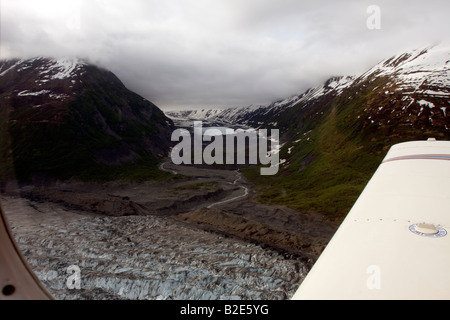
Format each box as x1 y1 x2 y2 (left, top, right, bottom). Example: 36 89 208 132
167 44 449 221
166 75 356 132
169 44 449 135
0 57 174 182
246 44 450 221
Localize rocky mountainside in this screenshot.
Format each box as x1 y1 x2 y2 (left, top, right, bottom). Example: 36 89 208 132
0 57 174 182
253 43 450 220
168 44 449 135
165 75 356 130
166 43 450 220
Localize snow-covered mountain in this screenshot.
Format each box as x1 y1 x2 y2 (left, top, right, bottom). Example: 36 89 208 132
165 43 450 220
166 43 449 135
0 57 86 78
249 43 450 219
0 57 88 100
165 75 356 128
346 43 450 133
358 44 449 95
165 108 225 121
0 57 173 181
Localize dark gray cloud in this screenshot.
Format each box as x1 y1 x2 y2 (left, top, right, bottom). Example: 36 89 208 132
1 0 449 109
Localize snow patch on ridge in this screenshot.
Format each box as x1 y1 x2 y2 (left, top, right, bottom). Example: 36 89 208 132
50 58 85 80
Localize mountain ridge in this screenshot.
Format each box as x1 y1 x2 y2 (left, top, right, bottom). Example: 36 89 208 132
258 43 450 220
0 57 174 182
166 43 449 134
165 43 450 220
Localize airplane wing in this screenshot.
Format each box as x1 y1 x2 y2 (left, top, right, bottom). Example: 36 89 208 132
293 138 450 300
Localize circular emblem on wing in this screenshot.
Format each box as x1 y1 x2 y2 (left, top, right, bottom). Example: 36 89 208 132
409 223 447 238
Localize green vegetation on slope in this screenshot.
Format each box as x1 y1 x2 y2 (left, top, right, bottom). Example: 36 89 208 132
6 115 174 183
244 76 449 222
244 105 383 221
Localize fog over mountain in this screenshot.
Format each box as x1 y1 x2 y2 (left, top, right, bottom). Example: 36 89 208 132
1 0 449 108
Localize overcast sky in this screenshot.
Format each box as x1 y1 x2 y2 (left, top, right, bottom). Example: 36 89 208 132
1 0 449 109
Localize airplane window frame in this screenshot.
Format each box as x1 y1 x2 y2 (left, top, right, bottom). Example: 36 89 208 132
0 201 53 300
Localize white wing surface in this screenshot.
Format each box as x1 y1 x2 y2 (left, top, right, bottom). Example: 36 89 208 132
293 139 450 300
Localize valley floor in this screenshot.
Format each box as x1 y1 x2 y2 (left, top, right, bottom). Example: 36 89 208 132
1 161 337 300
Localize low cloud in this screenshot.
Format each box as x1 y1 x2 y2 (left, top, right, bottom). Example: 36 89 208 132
1 0 449 109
